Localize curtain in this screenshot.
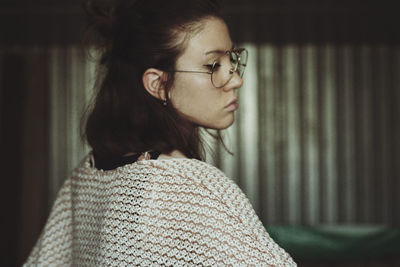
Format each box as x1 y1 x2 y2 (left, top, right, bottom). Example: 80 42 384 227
47 46 94 205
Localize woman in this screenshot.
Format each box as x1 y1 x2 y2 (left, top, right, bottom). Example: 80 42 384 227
25 0 296 265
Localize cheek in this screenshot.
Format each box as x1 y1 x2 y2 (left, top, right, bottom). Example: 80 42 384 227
170 77 211 114
169 76 234 129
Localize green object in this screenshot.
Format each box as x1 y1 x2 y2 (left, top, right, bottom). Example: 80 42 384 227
266 225 400 263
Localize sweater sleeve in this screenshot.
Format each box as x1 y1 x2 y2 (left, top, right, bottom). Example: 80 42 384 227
145 159 297 266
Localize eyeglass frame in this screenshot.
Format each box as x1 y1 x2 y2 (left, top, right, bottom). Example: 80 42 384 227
165 47 248 88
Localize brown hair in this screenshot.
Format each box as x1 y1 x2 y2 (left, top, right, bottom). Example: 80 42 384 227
83 0 223 159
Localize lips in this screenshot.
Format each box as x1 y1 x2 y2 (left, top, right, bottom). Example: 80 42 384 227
225 99 239 111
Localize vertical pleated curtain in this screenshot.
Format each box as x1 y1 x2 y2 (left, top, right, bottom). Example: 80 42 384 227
47 46 94 206
5 43 398 226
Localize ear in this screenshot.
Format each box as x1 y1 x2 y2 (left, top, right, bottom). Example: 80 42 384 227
142 68 167 101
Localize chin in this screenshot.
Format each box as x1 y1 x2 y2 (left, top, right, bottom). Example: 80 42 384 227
209 115 235 130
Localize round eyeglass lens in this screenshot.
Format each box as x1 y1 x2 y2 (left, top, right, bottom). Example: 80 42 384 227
211 55 232 88
235 49 248 77
211 49 248 88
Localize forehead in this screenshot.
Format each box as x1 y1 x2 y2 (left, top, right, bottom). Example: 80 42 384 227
177 17 233 65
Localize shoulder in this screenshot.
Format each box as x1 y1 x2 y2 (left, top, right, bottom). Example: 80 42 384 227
141 158 247 216
72 156 239 202
140 158 233 187
74 155 247 223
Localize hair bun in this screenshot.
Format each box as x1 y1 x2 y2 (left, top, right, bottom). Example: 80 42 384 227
85 0 118 42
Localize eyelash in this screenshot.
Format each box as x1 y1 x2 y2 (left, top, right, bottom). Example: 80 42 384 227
204 62 221 71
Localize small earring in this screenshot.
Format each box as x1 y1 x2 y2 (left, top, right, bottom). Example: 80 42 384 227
163 99 167 106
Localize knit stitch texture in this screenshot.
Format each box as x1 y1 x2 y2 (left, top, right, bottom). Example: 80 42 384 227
25 155 296 266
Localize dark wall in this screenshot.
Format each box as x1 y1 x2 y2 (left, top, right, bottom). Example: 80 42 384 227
222 0 400 44
1 51 50 266
1 0 400 45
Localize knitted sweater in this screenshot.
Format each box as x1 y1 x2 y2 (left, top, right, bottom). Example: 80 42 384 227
25 155 296 266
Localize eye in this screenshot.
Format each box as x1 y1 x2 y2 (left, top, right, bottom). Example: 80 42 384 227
204 62 221 72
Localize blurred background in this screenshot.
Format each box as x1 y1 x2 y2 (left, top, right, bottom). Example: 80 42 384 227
1 0 399 266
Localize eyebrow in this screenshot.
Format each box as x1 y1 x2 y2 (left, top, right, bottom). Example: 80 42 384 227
204 45 235 55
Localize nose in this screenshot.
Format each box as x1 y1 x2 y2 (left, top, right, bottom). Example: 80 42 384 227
223 71 243 91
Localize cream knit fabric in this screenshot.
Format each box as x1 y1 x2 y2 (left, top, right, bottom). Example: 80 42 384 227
25 155 296 266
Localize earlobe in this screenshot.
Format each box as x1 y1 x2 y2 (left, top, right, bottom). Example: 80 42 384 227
142 68 166 101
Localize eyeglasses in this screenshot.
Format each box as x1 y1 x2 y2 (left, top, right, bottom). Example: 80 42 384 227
168 48 248 88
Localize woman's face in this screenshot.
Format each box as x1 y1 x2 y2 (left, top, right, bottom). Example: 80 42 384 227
169 17 243 129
